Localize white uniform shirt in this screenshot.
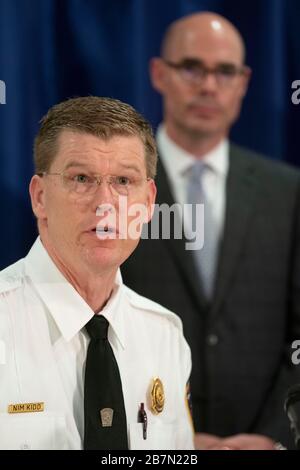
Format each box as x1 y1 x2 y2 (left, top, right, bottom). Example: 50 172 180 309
157 124 229 240
0 238 193 450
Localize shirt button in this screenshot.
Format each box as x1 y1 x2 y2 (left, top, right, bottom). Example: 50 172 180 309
207 334 219 346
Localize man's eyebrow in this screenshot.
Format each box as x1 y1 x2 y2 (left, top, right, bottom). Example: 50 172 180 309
178 57 206 65
63 161 89 170
63 161 143 174
181 57 239 67
216 62 240 68
116 163 143 175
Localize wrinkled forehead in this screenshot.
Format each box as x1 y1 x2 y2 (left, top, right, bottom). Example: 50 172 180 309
51 130 147 173
164 25 244 65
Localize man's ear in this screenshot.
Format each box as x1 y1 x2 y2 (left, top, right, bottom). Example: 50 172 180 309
239 66 252 98
149 57 168 94
29 175 47 220
145 179 157 223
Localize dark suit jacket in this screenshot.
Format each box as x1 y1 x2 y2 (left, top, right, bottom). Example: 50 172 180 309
122 143 300 447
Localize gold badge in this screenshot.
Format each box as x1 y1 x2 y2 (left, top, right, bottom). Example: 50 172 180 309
8 402 44 414
149 377 165 414
100 408 114 427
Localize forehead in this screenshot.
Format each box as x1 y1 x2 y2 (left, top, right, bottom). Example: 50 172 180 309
52 130 146 170
167 27 243 65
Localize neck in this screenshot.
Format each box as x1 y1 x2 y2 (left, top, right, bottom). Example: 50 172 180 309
165 122 226 158
40 235 116 313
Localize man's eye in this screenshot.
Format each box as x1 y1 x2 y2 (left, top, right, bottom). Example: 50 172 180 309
74 174 89 183
116 176 130 185
182 61 201 72
185 66 200 74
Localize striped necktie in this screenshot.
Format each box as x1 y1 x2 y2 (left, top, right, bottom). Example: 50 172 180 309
187 161 218 299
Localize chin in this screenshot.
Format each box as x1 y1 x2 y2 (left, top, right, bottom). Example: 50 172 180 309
188 115 220 129
81 241 113 262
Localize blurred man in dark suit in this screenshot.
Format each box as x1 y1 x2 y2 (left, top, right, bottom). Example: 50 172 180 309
122 12 300 449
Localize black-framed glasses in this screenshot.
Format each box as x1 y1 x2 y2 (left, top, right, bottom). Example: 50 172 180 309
38 171 151 197
163 58 246 87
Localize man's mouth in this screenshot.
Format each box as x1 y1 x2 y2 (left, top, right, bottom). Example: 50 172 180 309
93 226 117 239
191 104 219 113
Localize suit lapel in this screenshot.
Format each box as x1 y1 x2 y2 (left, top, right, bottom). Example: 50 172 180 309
210 144 258 318
155 160 209 310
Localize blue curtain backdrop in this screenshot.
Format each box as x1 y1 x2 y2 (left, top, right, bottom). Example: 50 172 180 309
0 0 300 268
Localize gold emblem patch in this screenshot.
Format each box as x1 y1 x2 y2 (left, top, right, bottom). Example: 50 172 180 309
150 377 165 414
8 402 44 414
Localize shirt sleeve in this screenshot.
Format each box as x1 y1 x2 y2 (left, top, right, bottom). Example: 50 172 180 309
175 326 195 450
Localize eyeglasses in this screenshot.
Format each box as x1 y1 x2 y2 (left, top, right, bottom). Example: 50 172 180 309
38 171 150 197
163 58 246 87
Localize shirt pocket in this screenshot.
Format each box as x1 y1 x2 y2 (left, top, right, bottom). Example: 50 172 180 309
129 422 176 450
0 412 68 450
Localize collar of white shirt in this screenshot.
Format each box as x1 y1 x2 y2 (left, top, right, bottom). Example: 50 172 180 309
24 237 126 348
157 124 229 198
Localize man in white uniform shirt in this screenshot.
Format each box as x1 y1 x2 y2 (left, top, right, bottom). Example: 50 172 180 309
0 96 194 450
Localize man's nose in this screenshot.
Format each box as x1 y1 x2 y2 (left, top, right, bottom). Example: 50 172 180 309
91 179 116 207
197 72 218 93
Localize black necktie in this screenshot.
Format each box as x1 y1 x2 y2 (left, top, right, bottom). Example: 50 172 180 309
84 315 128 450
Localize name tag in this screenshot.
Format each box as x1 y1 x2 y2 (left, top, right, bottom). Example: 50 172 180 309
7 402 44 414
